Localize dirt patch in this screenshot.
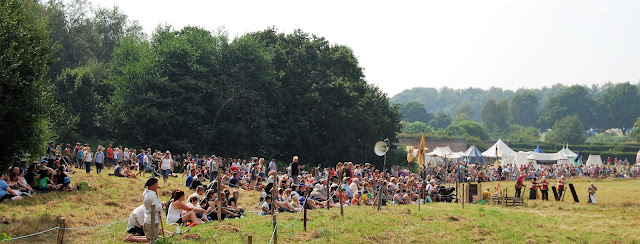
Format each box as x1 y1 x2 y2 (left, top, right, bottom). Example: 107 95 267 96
183 233 201 240
526 239 539 244
471 227 489 236
479 214 486 217
218 225 240 233
104 201 120 207
445 216 460 221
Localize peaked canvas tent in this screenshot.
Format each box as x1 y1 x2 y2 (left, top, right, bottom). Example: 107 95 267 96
427 146 453 157
463 145 485 164
558 147 582 166
482 139 516 166
586 155 604 166
533 146 545 153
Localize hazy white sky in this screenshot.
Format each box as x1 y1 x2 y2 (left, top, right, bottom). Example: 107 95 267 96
93 0 640 96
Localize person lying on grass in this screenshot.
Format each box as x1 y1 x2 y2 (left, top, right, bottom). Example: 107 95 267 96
167 190 208 226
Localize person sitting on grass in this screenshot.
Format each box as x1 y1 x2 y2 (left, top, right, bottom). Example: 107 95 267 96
0 172 24 202
39 168 57 191
112 162 123 177
123 166 136 178
186 195 210 223
166 190 207 226
189 174 206 191
124 205 149 242
54 166 71 191
261 196 273 215
185 169 196 188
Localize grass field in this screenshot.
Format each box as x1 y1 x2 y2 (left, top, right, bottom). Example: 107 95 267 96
1 171 639 243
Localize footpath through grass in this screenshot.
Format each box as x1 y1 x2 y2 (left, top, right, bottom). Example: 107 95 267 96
1 172 639 243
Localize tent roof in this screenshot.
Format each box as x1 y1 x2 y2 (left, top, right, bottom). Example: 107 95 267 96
464 145 483 158
586 155 603 166
526 152 568 161
533 146 545 153
427 146 453 157
482 139 516 157
558 147 577 157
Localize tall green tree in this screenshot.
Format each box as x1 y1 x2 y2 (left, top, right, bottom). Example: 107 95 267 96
0 0 56 167
510 90 539 126
398 101 432 123
538 85 602 129
545 114 586 144
428 112 452 130
598 82 640 129
480 98 510 136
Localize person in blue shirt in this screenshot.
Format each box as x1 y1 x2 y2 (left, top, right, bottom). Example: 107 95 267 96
137 149 146 177
185 169 195 187
0 172 23 202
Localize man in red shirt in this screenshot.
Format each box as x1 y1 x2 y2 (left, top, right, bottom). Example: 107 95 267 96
540 176 549 201
107 145 114 169
557 175 566 199
73 142 81 168
515 174 523 198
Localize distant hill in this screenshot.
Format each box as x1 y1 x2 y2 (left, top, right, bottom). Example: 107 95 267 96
391 84 576 121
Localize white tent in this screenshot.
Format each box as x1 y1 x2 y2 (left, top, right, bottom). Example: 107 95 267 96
527 152 570 166
586 155 604 166
558 147 582 166
482 139 516 166
427 146 453 157
514 151 530 168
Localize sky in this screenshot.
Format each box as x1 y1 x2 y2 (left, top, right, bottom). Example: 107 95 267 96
92 0 640 96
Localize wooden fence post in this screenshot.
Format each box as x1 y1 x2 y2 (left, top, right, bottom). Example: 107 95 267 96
247 235 252 244
272 213 277 244
461 184 465 209
56 217 65 244
303 200 308 231
217 169 222 222
150 204 157 244
326 181 330 210
339 188 344 217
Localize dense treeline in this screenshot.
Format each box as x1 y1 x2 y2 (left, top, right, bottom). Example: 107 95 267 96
393 83 640 144
0 0 402 170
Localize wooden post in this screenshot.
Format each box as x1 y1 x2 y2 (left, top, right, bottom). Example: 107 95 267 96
377 184 383 211
217 169 222 222
339 187 343 217
303 200 308 231
466 184 470 204
247 235 253 244
418 188 421 211
461 184 465 209
272 213 277 244
271 180 278 244
326 181 330 210
56 217 65 244
150 204 157 244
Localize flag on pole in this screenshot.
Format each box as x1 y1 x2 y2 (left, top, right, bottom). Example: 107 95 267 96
575 149 582 163
417 132 426 165
406 146 414 163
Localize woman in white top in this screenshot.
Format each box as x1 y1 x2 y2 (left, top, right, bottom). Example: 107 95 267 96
83 147 93 174
167 190 207 226
160 151 173 184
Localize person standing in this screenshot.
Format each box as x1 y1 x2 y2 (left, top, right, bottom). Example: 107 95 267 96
540 176 549 201
137 149 146 177
77 144 84 169
95 147 105 174
529 178 538 200
83 147 93 174
587 182 597 204
46 141 57 166
142 178 161 242
107 145 114 169
209 157 218 182
73 143 81 168
557 175 566 200
160 151 173 184
290 156 300 186
514 174 523 198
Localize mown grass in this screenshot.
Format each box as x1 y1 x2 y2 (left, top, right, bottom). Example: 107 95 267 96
1 172 639 243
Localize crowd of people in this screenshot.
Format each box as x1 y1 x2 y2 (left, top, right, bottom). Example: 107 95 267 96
3 140 637 242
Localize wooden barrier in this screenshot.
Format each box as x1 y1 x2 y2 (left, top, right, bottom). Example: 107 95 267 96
248 235 252 244
57 217 66 244
150 204 156 244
